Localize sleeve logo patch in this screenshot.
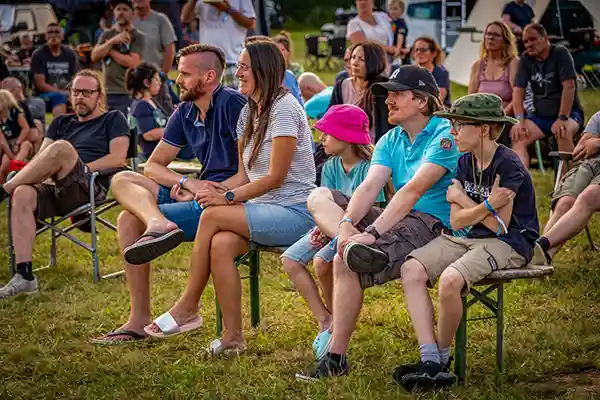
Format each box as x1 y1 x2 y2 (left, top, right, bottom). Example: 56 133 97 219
440 138 453 150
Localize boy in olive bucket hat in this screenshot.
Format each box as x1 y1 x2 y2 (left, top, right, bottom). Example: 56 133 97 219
395 93 540 391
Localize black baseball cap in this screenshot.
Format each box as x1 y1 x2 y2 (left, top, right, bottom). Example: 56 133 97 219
110 0 134 9
371 65 440 97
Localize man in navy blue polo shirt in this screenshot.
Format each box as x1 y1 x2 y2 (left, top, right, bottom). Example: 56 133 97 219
91 44 246 344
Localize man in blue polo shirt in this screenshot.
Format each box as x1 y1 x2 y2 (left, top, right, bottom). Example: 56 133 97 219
296 66 461 381
91 44 246 344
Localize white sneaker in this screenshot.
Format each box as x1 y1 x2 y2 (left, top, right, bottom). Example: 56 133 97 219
0 274 39 298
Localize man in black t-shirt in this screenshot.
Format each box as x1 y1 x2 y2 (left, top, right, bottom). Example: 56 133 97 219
30 22 80 117
0 70 130 299
510 23 583 168
502 0 535 38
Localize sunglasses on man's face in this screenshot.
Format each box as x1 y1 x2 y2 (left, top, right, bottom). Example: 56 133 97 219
70 88 99 98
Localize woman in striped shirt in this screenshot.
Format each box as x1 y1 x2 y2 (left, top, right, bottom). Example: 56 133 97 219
144 40 317 355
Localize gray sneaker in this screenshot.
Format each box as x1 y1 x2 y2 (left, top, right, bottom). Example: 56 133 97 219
0 274 39 298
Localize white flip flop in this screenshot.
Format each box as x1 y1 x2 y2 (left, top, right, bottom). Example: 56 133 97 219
205 338 247 357
143 311 203 339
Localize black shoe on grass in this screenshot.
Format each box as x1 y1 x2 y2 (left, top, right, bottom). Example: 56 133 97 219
295 353 349 382
400 360 457 392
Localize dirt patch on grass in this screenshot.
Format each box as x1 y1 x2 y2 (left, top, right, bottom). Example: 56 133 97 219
529 369 600 398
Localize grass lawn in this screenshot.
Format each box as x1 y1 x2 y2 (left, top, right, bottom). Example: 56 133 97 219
2 31 600 399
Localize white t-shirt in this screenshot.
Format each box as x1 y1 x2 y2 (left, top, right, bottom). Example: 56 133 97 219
195 0 256 64
236 93 316 206
346 12 393 48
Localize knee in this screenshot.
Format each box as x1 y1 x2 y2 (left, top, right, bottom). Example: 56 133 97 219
111 170 139 192
45 140 76 160
12 185 37 212
332 254 353 279
307 187 334 214
210 232 239 261
117 210 143 234
574 186 600 211
554 196 576 215
281 257 303 276
314 257 331 279
438 268 465 300
401 259 429 287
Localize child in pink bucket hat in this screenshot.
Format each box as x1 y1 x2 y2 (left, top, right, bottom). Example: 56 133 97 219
315 104 371 145
281 104 392 362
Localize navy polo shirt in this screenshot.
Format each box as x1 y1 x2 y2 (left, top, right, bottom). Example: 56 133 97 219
162 85 247 182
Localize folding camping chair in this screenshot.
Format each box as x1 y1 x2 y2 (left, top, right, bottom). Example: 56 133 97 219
304 35 330 71
548 151 599 250
7 133 139 282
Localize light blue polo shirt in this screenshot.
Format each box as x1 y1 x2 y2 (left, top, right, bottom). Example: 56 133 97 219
321 157 385 202
371 116 459 227
305 86 334 120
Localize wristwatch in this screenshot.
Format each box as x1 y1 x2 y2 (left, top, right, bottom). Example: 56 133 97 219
558 114 569 121
225 191 235 204
364 225 381 240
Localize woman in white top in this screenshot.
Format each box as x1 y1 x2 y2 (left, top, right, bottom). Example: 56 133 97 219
144 40 316 353
346 0 398 63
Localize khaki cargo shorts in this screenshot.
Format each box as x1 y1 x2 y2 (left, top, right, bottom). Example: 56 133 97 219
551 158 600 208
407 234 526 295
330 189 444 290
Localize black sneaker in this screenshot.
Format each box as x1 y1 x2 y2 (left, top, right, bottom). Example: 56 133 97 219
393 357 453 383
343 242 388 274
400 361 457 392
295 353 349 382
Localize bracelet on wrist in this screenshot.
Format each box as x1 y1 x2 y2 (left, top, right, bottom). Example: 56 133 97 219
179 176 188 188
483 199 496 215
339 217 354 227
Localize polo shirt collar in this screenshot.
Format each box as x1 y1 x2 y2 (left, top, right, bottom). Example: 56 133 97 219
184 84 223 123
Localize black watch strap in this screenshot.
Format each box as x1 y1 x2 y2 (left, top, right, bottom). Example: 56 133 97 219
365 225 381 240
558 114 569 121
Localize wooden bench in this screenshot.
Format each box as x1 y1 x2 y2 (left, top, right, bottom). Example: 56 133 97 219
216 245 553 383
137 161 203 176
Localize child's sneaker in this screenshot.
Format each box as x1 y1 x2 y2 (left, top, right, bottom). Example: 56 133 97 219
295 353 349 382
343 242 388 274
400 361 456 392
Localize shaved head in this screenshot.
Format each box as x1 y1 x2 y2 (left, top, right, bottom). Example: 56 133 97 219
298 72 327 101
1 77 24 101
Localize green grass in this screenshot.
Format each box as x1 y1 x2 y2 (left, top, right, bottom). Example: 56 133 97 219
2 31 600 399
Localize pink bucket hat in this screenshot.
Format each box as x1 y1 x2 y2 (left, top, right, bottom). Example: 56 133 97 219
314 104 371 145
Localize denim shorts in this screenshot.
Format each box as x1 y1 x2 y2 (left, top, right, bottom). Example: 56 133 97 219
527 109 584 137
281 228 336 266
243 202 315 247
39 91 68 108
156 185 202 241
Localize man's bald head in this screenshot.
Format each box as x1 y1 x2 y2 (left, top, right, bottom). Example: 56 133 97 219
298 72 327 101
1 77 24 101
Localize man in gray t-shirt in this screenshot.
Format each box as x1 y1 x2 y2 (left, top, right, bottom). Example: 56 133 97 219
91 0 145 116
534 110 600 263
132 0 176 74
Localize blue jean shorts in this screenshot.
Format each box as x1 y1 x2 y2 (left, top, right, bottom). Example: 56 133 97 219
527 109 584 137
243 202 315 247
39 91 68 109
281 228 336 265
156 185 202 241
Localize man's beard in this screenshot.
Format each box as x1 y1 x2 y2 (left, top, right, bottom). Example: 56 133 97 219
180 80 207 102
75 103 94 118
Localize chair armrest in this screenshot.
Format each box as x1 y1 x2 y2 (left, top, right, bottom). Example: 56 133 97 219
548 151 573 161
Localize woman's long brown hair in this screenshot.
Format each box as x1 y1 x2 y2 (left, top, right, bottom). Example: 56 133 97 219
242 40 287 170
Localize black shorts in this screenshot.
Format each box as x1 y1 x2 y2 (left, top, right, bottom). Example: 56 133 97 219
34 158 107 220
331 190 444 289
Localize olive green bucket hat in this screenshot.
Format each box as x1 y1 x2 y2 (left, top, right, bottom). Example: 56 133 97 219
434 93 519 125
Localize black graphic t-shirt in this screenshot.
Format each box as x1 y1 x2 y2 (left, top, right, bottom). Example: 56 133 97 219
30 44 80 94
456 145 539 262
515 44 582 118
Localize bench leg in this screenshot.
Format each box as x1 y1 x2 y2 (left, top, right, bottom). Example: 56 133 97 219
585 226 600 251
7 198 15 278
496 283 504 376
249 249 260 329
454 296 468 382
